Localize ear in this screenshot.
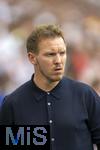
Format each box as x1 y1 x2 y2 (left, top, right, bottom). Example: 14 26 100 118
28 52 37 65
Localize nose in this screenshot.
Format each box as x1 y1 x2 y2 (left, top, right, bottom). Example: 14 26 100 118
54 54 62 64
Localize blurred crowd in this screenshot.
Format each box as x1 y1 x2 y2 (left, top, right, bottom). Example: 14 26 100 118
0 0 100 105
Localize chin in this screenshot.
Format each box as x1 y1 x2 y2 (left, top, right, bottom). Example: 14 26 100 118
51 75 63 82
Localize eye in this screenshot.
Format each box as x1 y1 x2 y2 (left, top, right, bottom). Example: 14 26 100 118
47 53 56 56
60 51 66 55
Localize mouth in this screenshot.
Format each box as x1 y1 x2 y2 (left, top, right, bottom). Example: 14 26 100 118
55 68 62 71
54 68 63 73
54 67 63 71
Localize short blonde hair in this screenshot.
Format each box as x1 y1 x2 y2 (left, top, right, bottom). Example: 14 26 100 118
26 24 65 53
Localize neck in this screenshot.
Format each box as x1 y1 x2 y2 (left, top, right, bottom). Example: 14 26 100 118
33 74 60 92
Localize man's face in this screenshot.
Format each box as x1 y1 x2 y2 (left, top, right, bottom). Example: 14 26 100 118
30 37 67 83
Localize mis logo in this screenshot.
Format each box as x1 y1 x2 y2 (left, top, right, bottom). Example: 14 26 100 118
0 125 50 149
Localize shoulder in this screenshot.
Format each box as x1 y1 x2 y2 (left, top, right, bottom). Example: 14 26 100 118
62 76 100 98
2 80 33 105
62 76 90 90
62 77 100 115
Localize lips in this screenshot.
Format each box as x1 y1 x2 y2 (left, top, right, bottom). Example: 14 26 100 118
54 68 63 74
55 67 62 71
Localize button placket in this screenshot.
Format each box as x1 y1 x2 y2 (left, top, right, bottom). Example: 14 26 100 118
47 92 52 124
46 92 55 148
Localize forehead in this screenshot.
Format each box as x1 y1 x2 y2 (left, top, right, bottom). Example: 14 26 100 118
38 37 66 51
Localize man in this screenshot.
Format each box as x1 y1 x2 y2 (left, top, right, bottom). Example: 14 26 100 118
0 24 100 150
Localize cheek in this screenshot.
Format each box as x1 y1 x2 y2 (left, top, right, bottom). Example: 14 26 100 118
37 57 53 69
39 60 52 69
63 56 67 63
41 59 53 66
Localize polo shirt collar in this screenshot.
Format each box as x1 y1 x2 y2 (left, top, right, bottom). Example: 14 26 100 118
30 74 65 101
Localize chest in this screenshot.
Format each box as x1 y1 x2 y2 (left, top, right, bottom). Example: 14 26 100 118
14 94 88 129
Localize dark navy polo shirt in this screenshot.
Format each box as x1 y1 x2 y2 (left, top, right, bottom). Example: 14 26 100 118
0 76 100 150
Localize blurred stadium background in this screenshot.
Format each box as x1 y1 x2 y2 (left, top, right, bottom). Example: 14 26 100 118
0 0 100 103
0 0 100 149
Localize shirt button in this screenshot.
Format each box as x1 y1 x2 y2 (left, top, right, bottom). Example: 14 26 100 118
48 102 51 106
47 92 50 95
49 120 53 123
51 138 55 141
